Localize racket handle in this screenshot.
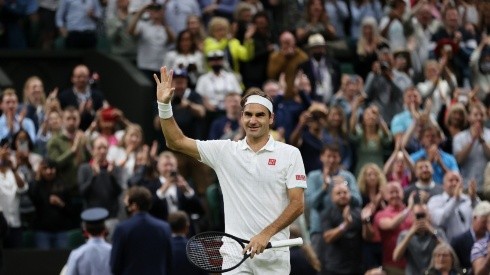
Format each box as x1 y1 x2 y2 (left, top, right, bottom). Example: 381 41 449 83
269 237 303 248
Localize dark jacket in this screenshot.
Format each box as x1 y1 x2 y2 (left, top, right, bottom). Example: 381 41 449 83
57 88 104 130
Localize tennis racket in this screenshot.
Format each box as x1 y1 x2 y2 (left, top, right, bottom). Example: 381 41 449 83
186 231 303 273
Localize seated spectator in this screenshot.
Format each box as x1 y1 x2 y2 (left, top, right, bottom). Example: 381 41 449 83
354 17 387 80
208 92 242 140
36 109 63 157
451 201 490 273
0 88 36 144
163 30 205 89
374 182 414 275
57 64 105 131
471 214 490 274
428 171 477 241
186 15 206 51
320 182 363 274
324 0 349 39
323 105 353 170
470 37 490 100
0 145 28 249
409 124 459 185
440 103 468 154
425 243 464 275
306 144 361 257
164 0 201 37
105 0 137 61
29 159 73 250
10 128 42 181
299 33 341 104
78 136 122 237
379 0 408 50
85 107 130 148
453 103 490 192
330 74 363 121
390 87 424 146
384 140 414 188
393 203 446 275
199 0 239 23
167 211 207 275
349 0 383 40
267 31 308 99
404 159 443 204
349 103 392 176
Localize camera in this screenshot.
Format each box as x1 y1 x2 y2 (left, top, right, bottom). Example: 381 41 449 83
380 61 390 72
170 171 178 178
415 212 426 220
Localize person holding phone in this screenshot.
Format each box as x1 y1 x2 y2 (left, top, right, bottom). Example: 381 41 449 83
393 203 446 275
154 66 306 274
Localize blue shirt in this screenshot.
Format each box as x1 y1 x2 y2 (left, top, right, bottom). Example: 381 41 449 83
410 149 460 184
55 0 102 31
65 237 112 275
0 114 36 143
306 169 362 234
390 110 413 136
164 0 201 36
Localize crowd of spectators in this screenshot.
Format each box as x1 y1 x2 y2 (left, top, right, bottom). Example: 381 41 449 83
2 0 490 274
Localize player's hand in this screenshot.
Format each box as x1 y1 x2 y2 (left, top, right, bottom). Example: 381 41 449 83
243 232 271 259
154 67 175 104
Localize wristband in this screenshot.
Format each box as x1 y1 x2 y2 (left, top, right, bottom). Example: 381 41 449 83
157 101 173 119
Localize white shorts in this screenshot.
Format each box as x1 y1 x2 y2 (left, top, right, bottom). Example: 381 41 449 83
226 249 290 275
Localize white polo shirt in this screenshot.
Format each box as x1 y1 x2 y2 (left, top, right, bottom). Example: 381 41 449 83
197 136 307 243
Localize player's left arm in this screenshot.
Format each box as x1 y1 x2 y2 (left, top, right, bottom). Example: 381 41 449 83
244 187 304 258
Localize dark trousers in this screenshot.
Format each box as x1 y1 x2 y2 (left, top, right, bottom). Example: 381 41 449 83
66 30 97 49
3 227 22 249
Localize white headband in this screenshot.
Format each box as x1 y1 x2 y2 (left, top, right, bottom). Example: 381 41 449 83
244 95 273 114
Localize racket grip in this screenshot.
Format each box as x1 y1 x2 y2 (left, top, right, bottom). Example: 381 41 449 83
269 237 303 248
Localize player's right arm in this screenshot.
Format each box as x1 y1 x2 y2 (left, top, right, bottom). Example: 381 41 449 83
154 67 200 160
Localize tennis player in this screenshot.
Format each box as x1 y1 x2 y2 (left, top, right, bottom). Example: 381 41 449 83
154 67 307 274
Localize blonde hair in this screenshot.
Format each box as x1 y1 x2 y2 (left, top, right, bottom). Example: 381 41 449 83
357 163 387 195
22 76 46 105
427 243 460 271
357 17 385 56
208 17 230 38
121 124 143 148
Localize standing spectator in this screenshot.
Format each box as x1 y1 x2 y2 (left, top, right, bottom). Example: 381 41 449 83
0 89 36 144
55 0 102 49
110 186 172 275
470 37 490 100
374 182 414 275
428 171 477 241
267 31 308 99
20 76 49 133
349 0 383 39
0 0 38 49
384 141 414 188
306 144 362 257
163 30 205 89
186 15 206 51
164 0 200 37
393 203 446 275
208 92 242 140
65 208 112 275
354 17 388 80
425 243 464 275
441 103 468 155
36 109 63 157
410 124 459 185
451 201 490 273
324 0 349 39
320 182 363 275
28 159 73 250
404 159 443 203
167 211 207 275
471 211 490 274
0 145 28 249
379 0 408 50
453 103 490 191
105 0 137 61
57 64 105 131
0 209 7 274
324 105 352 170
128 3 175 84
78 136 122 234
199 0 239 23
330 74 363 120
390 87 423 145
294 0 336 46
299 33 341 104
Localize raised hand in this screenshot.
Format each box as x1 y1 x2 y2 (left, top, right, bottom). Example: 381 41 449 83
153 67 175 104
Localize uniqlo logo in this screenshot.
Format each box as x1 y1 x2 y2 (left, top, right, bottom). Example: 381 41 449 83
268 159 276 165
295 175 306 181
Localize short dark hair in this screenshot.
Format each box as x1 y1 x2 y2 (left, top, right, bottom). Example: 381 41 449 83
168 211 189 233
321 143 341 155
240 87 273 113
127 186 152 211
84 222 106 236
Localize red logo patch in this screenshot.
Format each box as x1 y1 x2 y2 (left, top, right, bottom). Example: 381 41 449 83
295 175 306 181
268 159 276 165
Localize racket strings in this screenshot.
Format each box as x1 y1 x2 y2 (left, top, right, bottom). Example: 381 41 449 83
187 233 244 272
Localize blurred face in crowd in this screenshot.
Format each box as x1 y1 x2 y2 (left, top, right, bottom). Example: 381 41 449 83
444 9 459 31
212 23 228 40
1 93 18 114
307 111 327 131
279 32 296 55
117 0 129 10
363 106 379 127
362 24 374 40
263 82 281 98
417 4 433 27
47 111 62 132
415 160 433 183
254 15 269 36
224 93 242 117
320 149 341 171
443 171 462 196
124 127 142 149
432 246 454 272
241 103 273 140
473 214 490 236
468 106 485 126
413 204 430 231
364 166 380 188
25 77 44 105
41 164 57 182
172 77 188 94
421 127 441 147
327 107 343 129
15 131 30 153
62 110 80 134
157 155 178 177
331 181 351 207
425 62 440 80
92 137 109 162
72 65 90 91
404 88 421 108
148 7 164 22
383 182 403 207
308 0 324 18
187 16 201 35
178 31 193 53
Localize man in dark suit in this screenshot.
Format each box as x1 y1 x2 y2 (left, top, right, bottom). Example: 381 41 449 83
110 186 173 275
57 64 105 130
168 211 207 275
299 33 341 104
451 201 490 273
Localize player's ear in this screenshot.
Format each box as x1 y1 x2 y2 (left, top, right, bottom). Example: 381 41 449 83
269 112 274 124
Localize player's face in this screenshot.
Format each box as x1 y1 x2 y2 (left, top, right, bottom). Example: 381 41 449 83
241 103 273 140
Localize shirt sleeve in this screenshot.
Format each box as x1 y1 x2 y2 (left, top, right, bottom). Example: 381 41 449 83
285 147 307 189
